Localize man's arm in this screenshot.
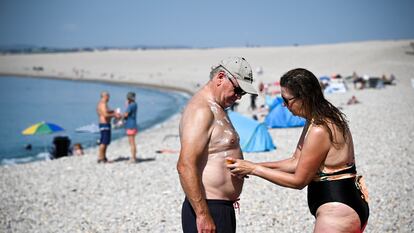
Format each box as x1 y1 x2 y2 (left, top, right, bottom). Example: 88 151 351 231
177 106 215 232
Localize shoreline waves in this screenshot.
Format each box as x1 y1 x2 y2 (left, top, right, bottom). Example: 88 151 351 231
1 40 413 232
0 76 190 165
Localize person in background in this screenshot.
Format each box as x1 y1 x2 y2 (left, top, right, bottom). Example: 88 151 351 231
258 81 265 94
347 95 361 105
250 93 257 111
96 91 120 163
382 74 396 85
24 144 32 151
177 57 258 233
352 71 365 89
73 143 84 156
228 68 369 232
123 92 138 163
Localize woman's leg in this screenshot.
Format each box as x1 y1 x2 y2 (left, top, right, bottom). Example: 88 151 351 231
128 135 137 161
314 203 362 233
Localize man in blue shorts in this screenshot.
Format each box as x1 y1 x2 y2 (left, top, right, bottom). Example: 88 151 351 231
96 91 120 163
177 57 258 232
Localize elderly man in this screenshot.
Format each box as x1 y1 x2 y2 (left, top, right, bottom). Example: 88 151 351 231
177 57 258 233
96 91 120 163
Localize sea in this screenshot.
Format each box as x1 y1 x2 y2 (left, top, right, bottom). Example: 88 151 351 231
0 76 189 165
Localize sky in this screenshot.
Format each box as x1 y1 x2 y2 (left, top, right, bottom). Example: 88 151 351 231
0 0 413 48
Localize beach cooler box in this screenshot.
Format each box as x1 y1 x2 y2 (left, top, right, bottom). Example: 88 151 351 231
50 136 71 159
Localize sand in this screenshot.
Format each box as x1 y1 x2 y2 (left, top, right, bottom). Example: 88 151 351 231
1 40 413 232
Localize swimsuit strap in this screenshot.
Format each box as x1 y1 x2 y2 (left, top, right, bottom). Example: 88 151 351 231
318 164 356 178
315 164 357 182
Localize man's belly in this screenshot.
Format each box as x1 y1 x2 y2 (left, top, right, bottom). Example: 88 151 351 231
98 117 111 124
201 154 243 200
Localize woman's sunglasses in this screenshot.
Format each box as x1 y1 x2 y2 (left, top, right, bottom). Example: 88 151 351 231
282 95 296 106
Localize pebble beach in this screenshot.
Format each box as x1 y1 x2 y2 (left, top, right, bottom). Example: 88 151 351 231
1 40 414 232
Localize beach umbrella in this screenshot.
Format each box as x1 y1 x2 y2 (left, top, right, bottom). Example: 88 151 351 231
22 121 64 135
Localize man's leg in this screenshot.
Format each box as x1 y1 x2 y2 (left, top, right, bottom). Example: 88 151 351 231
181 199 236 233
98 144 107 162
98 126 110 163
208 200 236 233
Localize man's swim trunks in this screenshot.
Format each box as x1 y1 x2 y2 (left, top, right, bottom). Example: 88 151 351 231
99 123 111 145
181 198 236 233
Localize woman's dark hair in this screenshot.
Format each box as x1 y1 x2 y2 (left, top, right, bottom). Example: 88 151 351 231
280 68 349 146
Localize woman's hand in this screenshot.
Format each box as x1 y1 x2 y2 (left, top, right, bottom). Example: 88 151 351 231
226 157 257 178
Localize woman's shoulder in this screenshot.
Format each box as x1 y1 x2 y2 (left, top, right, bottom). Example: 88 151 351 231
308 123 330 138
304 121 331 146
312 119 339 133
130 102 138 109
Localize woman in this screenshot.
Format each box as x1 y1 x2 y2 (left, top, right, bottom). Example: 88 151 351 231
227 68 369 232
123 92 138 162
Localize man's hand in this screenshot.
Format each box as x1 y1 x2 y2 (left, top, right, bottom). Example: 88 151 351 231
196 214 216 233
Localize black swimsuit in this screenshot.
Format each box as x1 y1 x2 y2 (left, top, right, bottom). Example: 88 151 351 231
307 165 369 229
